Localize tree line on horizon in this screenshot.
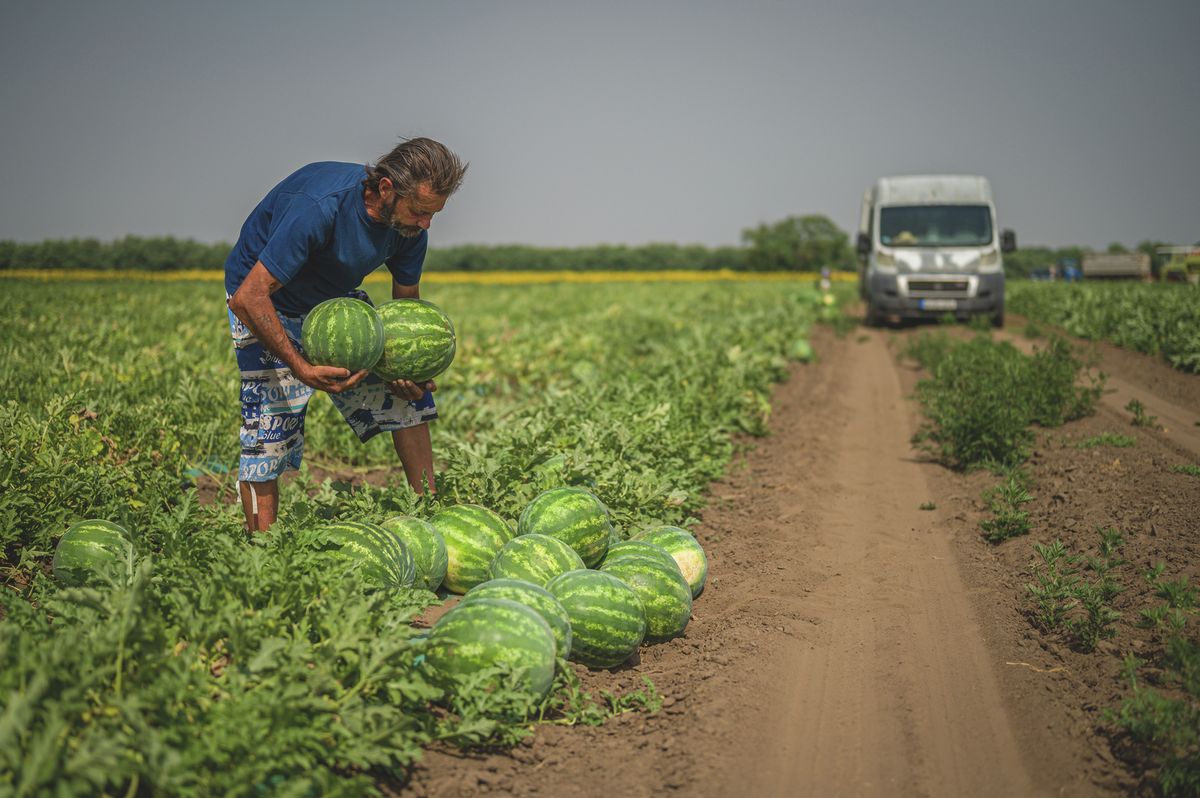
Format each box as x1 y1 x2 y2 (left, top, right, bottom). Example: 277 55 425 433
0 220 1178 277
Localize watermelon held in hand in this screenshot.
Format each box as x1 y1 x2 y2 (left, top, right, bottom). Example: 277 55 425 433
312 520 416 589
489 534 585 588
300 297 385 372
373 299 456 383
631 525 709 598
599 555 693 641
380 515 447 592
518 486 612 567
463 578 573 659
546 569 646 670
52 519 134 587
422 597 558 704
429 504 515 594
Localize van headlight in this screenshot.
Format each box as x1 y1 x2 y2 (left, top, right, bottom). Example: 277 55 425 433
979 248 1001 273
875 250 895 268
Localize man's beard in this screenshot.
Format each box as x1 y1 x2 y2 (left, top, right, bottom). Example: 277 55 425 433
379 195 424 237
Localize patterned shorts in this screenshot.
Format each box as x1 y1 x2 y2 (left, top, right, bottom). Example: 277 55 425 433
228 290 437 483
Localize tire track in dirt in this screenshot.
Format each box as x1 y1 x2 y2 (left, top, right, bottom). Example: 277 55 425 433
718 330 1037 798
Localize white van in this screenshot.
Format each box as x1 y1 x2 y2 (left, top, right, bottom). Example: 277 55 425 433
856 175 1015 326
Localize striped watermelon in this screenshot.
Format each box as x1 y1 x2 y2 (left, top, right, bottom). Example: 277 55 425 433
380 515 447 592
373 299 456 383
313 520 416 589
790 339 814 363
422 597 557 703
429 504 515 594
517 487 612 567
52 519 134 586
600 555 693 640
463 578 573 659
300 297 384 372
546 569 646 669
632 525 709 598
489 534 585 588
602 540 679 573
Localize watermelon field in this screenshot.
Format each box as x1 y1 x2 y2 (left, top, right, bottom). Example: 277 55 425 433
2 273 1199 796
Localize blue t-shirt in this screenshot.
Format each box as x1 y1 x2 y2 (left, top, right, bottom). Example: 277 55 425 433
224 162 427 316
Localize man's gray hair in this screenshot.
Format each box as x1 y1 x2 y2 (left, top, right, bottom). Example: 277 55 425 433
364 137 467 198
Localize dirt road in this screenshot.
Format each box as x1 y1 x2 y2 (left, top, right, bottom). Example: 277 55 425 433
403 322 1199 798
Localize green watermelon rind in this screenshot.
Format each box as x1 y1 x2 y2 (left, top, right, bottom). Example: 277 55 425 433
52 519 134 587
300 297 385 372
631 525 709 598
599 555 693 641
430 504 516 594
463 578 574 659
380 515 448 592
488 534 586 588
517 486 613 568
373 299 457 383
546 569 646 670
601 540 680 574
422 596 558 703
315 520 416 589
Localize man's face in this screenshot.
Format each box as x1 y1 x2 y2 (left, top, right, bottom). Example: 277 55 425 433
379 181 447 237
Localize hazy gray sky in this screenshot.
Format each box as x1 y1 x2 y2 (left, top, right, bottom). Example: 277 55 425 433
1 0 1196 250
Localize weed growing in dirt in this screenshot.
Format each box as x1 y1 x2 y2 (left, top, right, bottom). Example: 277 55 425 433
543 669 661 728
1126 398 1160 429
1109 566 1200 797
1023 319 1046 339
919 502 937 511
1171 464 1200 478
1025 529 1126 651
1075 433 1137 449
979 469 1034 543
907 333 1105 471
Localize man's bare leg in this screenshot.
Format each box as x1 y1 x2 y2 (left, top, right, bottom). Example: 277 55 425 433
239 479 279 532
392 424 436 494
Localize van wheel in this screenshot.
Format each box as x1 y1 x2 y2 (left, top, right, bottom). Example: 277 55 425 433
991 309 1005 328
864 301 883 327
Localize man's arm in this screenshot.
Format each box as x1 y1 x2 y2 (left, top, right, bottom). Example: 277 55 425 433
228 262 368 394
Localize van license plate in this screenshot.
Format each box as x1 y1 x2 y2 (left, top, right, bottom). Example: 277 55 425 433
919 298 958 311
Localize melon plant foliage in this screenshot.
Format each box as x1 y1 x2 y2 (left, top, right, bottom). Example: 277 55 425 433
0 278 837 794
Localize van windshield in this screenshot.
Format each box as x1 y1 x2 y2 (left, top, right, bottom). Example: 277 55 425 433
879 205 993 247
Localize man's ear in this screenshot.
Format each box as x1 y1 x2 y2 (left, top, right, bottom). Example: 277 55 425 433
378 176 394 197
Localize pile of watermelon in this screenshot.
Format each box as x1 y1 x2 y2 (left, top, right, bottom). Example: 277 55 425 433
300 296 457 384
53 485 709 711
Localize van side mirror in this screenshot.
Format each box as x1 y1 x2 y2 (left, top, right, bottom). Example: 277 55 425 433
1001 229 1016 253
856 232 872 255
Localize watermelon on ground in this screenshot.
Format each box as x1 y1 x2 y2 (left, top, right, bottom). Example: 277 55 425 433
313 520 416 589
300 297 384 372
373 299 456 383
429 504 515 593
463 578 573 659
380 515 447 592
632 525 709 598
546 569 646 669
601 540 680 573
489 534 585 588
790 339 814 362
422 597 557 704
600 554 692 640
52 519 134 587
517 486 612 567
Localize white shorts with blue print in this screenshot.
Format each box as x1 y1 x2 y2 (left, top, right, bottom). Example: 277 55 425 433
228 290 437 483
